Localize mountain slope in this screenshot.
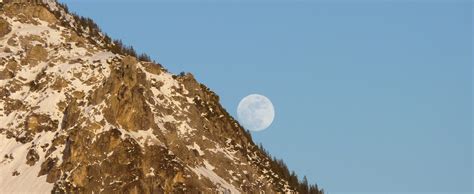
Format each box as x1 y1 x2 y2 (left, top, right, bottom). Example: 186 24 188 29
0 0 323 193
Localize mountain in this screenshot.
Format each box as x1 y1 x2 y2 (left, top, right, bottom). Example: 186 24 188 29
0 0 323 193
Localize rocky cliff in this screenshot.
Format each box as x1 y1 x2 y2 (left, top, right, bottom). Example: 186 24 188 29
0 1 323 193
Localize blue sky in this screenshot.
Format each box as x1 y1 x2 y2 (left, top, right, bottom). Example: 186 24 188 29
59 0 472 193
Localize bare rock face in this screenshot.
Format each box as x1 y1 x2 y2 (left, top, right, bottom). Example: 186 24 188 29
0 68 14 79
0 1 323 194
23 45 48 66
5 60 20 73
3 2 57 24
0 18 11 37
100 56 155 132
26 113 58 131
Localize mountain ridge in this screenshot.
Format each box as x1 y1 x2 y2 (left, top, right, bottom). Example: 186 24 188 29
0 0 324 193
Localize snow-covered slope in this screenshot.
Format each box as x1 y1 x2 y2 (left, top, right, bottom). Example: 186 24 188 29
0 0 322 193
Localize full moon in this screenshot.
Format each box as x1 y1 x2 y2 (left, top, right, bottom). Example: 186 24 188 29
237 94 275 132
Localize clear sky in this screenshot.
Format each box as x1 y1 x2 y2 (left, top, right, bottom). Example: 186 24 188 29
59 0 472 193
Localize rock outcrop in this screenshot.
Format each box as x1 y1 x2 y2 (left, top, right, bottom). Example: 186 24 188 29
0 18 11 37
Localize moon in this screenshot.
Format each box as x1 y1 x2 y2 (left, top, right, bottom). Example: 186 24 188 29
237 94 275 132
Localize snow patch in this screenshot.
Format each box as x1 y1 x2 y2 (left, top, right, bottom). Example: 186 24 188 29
0 135 54 193
209 144 238 162
190 160 240 194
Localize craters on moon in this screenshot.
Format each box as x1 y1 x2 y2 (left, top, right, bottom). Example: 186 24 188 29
237 94 275 132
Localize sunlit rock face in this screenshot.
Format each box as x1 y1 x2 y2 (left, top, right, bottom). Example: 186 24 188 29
0 1 323 193
0 18 11 37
